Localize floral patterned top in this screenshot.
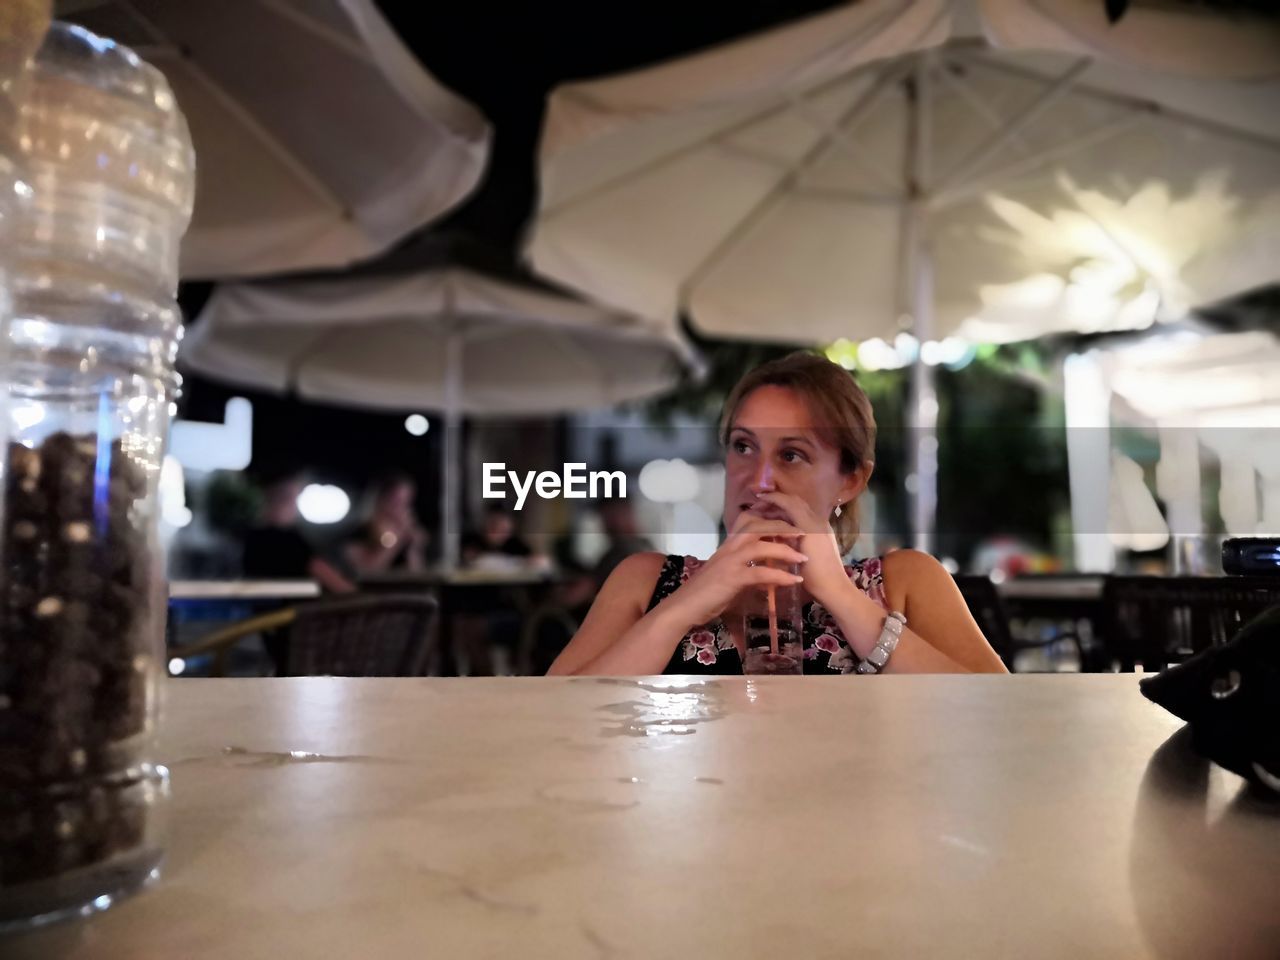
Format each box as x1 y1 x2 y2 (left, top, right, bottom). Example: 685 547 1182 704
645 555 889 675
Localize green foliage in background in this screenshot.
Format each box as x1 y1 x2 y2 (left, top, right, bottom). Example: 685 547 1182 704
644 330 1071 564
204 471 262 536
935 358 1069 564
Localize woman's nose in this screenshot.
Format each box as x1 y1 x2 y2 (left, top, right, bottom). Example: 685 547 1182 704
752 460 776 492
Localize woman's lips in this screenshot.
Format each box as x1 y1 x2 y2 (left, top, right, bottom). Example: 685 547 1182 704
742 500 790 522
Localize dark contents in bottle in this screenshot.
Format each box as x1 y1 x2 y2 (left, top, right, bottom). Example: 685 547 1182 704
1 433 153 886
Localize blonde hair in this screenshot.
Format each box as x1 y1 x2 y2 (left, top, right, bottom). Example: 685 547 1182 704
718 352 876 554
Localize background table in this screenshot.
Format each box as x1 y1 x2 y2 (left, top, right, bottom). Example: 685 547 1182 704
361 568 563 675
10 676 1278 958
165 581 324 674
169 580 321 601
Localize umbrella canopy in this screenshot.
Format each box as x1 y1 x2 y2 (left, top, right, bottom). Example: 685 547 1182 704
1082 328 1280 570
182 266 702 569
181 267 701 414
527 0 1280 551
528 0 1280 343
60 0 489 279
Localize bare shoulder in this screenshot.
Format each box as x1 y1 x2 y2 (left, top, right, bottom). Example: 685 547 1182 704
602 550 671 607
879 548 957 615
881 549 1008 673
880 547 949 584
547 551 673 675
612 550 670 580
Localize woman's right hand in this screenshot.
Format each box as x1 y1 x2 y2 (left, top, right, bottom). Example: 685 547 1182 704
663 515 807 629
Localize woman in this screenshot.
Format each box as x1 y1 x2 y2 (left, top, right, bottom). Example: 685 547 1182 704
549 352 1007 675
344 473 428 576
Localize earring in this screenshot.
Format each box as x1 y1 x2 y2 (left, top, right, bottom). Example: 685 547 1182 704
833 501 843 518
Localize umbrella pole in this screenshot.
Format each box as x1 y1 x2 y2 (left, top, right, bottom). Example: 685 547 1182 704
906 52 938 556
441 326 463 572
907 207 938 556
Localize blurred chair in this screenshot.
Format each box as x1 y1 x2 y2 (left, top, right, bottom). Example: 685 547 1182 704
173 594 438 677
517 602 580 675
953 575 1083 672
1102 576 1280 673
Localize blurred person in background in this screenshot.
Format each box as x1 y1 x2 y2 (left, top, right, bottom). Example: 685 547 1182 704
345 473 429 576
555 498 654 612
461 504 540 570
454 505 553 674
242 473 354 593
528 500 656 673
593 499 653 586
242 472 354 673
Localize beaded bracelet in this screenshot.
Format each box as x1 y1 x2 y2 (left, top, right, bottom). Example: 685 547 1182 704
856 610 907 674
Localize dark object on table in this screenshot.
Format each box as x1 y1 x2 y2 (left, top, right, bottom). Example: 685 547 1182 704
1 434 152 884
1140 605 1280 795
1223 537 1280 576
1103 576 1280 672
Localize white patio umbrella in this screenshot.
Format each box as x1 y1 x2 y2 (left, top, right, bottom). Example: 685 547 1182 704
59 0 489 279
181 267 703 567
1105 328 1280 569
527 0 1280 551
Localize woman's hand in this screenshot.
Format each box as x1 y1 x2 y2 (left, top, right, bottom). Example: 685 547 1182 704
753 491 855 611
663 514 807 629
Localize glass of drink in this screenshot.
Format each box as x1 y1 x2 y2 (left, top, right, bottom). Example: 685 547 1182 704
742 561 803 675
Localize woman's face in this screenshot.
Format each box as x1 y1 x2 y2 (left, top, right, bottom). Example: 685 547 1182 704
723 385 863 533
378 481 416 518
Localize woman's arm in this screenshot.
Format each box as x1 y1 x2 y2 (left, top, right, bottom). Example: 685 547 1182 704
345 532 410 575
547 552 687 676
308 556 356 595
823 550 1008 674
404 526 428 572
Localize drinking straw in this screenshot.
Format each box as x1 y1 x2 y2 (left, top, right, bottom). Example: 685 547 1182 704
760 543 780 657
766 584 779 656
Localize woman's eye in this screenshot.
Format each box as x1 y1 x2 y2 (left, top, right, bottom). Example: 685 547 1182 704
732 439 752 454
781 448 807 464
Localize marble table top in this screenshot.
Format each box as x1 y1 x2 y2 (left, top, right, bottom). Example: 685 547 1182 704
11 675 1279 959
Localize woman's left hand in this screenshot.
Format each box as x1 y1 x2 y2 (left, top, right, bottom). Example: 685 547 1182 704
753 491 854 610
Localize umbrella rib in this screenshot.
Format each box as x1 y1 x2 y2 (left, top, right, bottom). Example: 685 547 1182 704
537 2 952 224
548 328 614 404
538 64 880 223
117 0 349 219
782 91 901 194
963 53 1280 156
677 59 913 304
714 141 798 173
933 53 1032 154
934 57 1093 193
790 186 902 205
931 111 1147 208
257 0 375 65
186 64 350 218
539 1 952 224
